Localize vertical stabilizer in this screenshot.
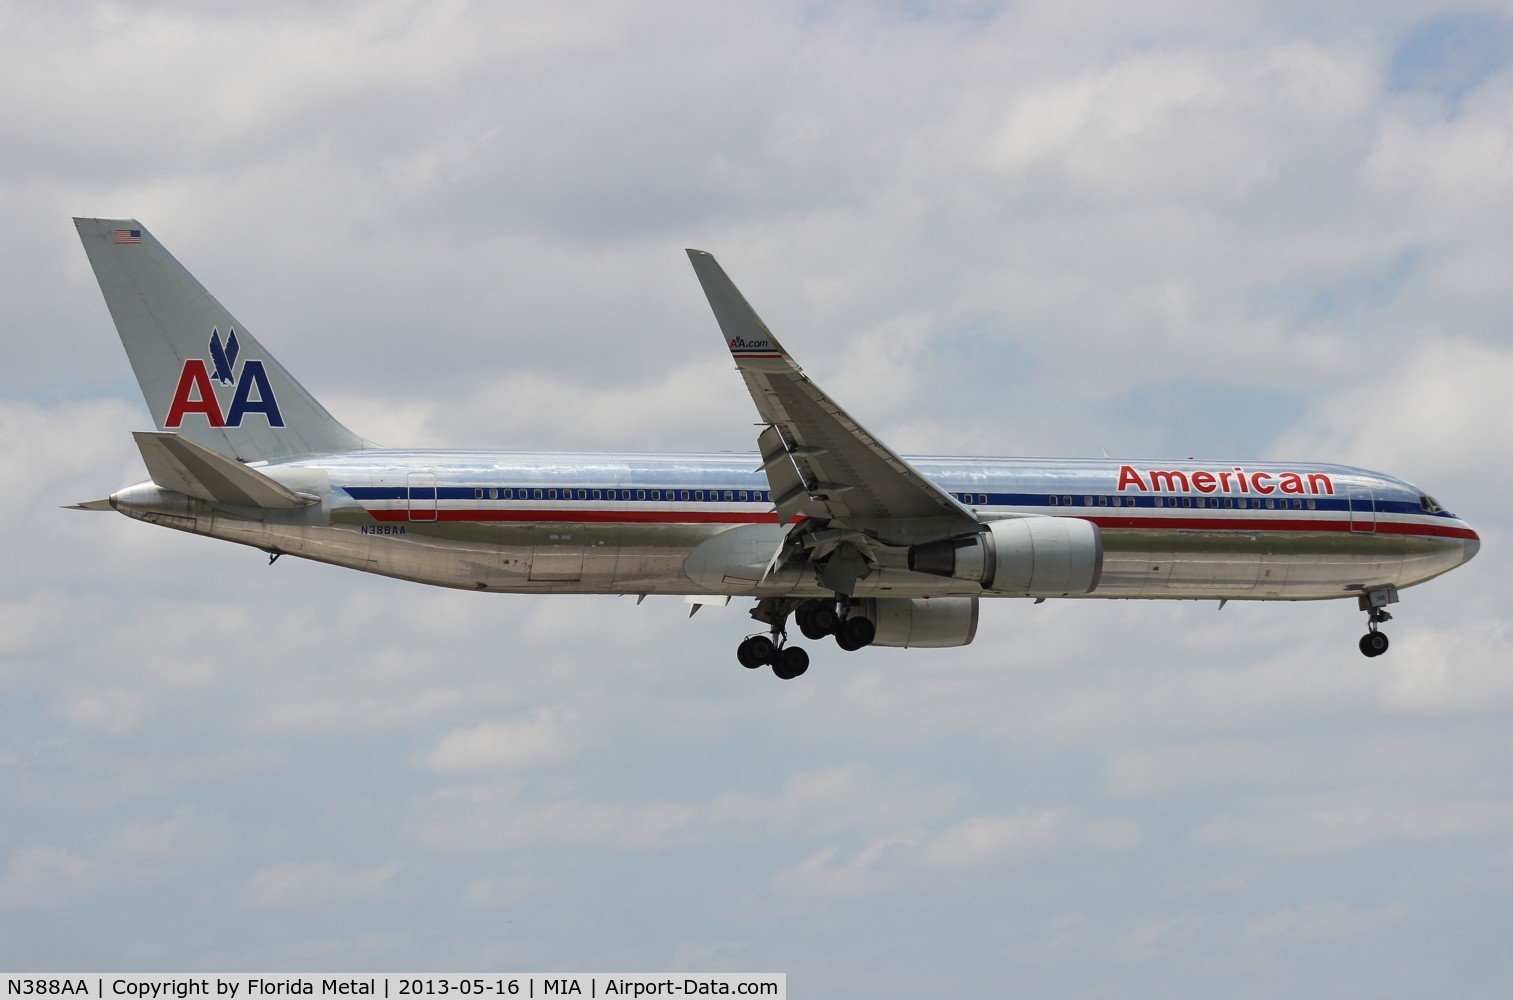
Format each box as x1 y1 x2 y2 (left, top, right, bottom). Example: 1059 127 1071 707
74 218 368 462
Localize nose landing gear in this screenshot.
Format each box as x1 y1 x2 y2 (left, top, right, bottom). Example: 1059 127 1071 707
1357 587 1397 658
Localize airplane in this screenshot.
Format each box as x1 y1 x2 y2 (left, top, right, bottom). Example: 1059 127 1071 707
70 218 1480 679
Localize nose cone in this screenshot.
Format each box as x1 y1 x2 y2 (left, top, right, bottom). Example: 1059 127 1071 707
1460 525 1481 566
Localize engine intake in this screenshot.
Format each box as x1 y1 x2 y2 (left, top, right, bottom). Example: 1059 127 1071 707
908 516 1103 596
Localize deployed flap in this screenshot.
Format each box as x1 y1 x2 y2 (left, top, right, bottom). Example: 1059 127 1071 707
74 218 369 462
687 250 974 526
133 431 317 509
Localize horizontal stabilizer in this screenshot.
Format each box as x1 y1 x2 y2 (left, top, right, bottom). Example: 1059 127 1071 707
133 431 317 509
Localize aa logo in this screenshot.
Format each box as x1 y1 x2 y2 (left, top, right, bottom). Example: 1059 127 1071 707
165 328 285 428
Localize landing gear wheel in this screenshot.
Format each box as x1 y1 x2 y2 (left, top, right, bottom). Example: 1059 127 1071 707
772 645 810 680
835 616 876 651
798 600 839 640
737 635 775 669
1359 631 1389 658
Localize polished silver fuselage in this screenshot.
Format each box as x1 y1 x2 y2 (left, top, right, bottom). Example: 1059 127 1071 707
109 451 1479 603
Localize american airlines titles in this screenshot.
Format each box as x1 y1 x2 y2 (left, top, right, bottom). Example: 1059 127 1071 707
1117 465 1335 496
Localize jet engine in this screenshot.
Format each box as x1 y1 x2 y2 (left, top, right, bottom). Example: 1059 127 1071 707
848 597 979 648
908 516 1103 596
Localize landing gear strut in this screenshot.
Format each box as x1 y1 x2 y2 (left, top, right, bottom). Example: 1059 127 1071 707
1357 587 1397 658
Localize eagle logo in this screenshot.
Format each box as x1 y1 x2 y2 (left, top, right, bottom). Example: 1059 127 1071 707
208 328 240 384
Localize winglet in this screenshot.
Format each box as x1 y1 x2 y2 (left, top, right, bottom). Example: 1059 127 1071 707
686 250 976 526
686 250 796 371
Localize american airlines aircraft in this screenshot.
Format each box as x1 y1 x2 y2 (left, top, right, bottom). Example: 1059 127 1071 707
72 218 1480 678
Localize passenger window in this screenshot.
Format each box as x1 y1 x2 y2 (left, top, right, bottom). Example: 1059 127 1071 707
474 488 484 500
592 489 602 500
1154 497 1164 508
681 490 690 501
1050 495 1059 506
1084 495 1093 506
695 491 704 501
1307 499 1316 510
635 490 645 501
1098 496 1108 506
533 489 543 500
739 491 749 502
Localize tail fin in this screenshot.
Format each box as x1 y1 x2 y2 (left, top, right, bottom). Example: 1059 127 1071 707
74 218 369 462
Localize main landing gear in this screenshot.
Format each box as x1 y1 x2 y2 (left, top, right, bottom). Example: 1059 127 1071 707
737 634 810 679
1357 587 1398 658
735 597 876 679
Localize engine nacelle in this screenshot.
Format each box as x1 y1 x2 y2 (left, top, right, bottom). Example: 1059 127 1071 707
850 597 979 648
908 516 1103 596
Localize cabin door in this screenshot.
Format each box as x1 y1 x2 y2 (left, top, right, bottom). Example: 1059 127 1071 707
407 472 437 522
1348 487 1376 534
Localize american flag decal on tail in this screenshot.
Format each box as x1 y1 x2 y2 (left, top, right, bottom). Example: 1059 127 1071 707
114 229 141 244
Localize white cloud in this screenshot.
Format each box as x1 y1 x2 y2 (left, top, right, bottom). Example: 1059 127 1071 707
0 846 97 908
244 860 403 909
1244 900 1412 943
425 708 583 773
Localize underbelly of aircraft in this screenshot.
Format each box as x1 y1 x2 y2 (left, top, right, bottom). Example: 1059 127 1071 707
192 514 1468 603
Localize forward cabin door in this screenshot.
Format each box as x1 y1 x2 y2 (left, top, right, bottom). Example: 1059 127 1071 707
1348 486 1376 534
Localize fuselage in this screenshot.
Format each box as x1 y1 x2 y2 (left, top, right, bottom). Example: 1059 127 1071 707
108 450 1479 603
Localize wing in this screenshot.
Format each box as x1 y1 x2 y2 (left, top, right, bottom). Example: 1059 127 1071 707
686 250 974 530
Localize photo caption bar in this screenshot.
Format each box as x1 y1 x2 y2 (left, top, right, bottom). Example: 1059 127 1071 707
1 976 785 1000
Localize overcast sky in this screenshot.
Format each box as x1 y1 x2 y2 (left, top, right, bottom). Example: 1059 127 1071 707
3 1 1512 994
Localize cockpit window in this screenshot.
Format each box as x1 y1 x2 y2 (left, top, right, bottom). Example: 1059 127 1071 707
1419 495 1444 514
